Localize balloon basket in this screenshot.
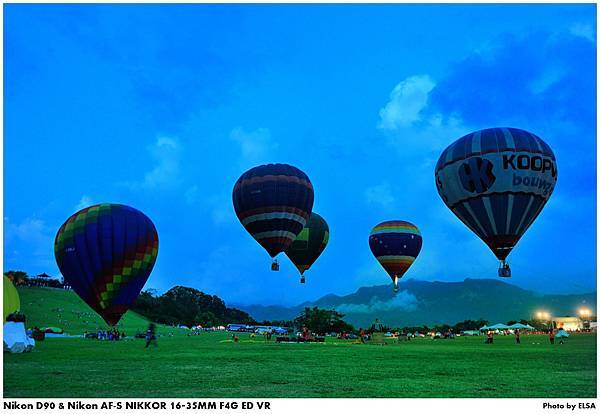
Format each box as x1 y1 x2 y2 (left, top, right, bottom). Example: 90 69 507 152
498 261 511 278
271 260 279 271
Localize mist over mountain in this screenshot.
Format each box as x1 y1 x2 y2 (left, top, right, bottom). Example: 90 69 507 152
237 278 596 327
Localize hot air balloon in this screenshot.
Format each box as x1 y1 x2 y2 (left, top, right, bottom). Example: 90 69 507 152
3 276 20 322
54 203 158 325
233 163 314 270
285 212 329 283
435 127 557 277
369 221 422 292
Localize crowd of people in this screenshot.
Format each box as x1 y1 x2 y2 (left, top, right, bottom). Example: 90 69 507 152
85 328 125 340
484 328 568 344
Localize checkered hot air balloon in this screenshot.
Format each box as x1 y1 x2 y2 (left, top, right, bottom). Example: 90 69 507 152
54 204 158 325
435 127 558 277
369 221 422 292
233 164 314 269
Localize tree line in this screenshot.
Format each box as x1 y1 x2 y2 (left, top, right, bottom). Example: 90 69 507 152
8 271 551 334
132 286 257 327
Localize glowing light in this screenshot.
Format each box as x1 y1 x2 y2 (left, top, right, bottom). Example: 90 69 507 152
579 308 592 318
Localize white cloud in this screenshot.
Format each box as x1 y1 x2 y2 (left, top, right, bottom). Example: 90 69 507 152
75 195 94 212
230 127 276 165
570 23 595 42
138 137 181 190
364 182 395 209
378 75 436 130
377 75 468 153
5 217 48 244
335 291 419 314
4 217 56 270
529 67 565 94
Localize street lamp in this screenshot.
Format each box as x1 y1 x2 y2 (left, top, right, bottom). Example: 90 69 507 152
578 308 592 330
534 310 552 330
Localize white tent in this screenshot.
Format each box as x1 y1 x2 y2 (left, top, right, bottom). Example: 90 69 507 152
3 322 35 353
509 323 535 330
487 323 510 330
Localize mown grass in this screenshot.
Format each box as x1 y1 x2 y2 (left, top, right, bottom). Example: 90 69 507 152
4 287 596 398
16 287 175 336
4 332 596 398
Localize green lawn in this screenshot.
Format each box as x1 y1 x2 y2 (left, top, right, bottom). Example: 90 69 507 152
4 332 596 398
16 287 174 336
4 287 596 398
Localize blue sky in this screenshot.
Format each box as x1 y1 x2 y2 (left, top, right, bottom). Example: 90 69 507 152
4 4 596 306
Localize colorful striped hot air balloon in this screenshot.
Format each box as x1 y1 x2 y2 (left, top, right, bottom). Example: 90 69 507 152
369 221 422 292
233 164 314 269
285 212 329 283
54 204 158 325
435 127 557 277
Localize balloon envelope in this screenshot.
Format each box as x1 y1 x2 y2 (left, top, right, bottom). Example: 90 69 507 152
435 127 557 261
369 221 422 290
233 163 314 258
3 276 20 322
285 212 329 275
54 204 158 325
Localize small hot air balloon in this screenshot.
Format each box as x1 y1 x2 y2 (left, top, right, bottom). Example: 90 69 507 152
369 221 422 292
233 163 314 270
435 127 557 277
3 276 20 322
54 203 158 325
285 212 329 283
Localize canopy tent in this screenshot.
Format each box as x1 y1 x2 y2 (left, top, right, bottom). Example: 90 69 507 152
509 323 535 330
556 329 570 338
3 322 35 353
482 323 511 330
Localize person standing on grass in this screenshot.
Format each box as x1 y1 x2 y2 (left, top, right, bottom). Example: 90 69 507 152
145 323 157 348
549 329 555 345
486 330 493 344
515 329 521 344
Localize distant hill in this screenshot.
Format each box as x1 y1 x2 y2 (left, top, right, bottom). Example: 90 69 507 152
238 278 596 327
16 287 174 335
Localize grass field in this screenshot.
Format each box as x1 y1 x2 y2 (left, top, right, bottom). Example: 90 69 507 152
4 287 597 398
15 287 173 336
4 332 597 398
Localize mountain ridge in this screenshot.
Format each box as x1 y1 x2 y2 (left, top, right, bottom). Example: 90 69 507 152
236 278 596 327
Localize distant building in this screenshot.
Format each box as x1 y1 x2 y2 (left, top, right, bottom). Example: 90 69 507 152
553 317 583 331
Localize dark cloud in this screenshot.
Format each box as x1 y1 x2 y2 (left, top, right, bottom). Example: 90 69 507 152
427 32 596 133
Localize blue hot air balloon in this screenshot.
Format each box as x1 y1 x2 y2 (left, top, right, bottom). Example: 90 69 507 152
54 204 158 325
435 127 557 277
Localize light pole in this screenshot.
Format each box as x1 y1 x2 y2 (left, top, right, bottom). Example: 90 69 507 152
578 308 592 331
534 310 552 330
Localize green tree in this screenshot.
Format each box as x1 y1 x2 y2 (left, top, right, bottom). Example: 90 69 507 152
4 270 29 286
294 307 354 335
